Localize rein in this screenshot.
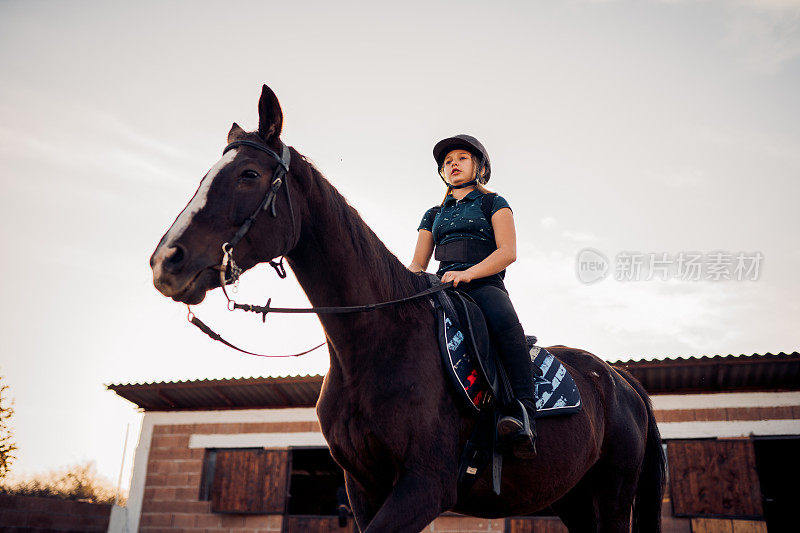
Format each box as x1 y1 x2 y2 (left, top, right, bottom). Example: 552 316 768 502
186 138 452 358
187 282 452 358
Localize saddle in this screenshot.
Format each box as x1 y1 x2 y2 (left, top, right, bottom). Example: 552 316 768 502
423 274 582 495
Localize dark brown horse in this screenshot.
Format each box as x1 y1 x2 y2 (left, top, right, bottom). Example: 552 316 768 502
150 84 665 532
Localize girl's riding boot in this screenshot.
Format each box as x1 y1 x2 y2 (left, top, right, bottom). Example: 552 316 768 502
498 398 538 460
495 324 538 459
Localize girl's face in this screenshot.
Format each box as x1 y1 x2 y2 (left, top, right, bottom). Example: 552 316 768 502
442 149 476 187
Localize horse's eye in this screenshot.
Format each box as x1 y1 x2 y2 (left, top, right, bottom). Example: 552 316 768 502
241 169 260 180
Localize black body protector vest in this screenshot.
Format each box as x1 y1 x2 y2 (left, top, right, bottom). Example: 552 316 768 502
430 193 498 264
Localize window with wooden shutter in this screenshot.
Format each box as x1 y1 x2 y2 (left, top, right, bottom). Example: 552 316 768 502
210 449 290 514
668 439 763 518
287 448 345 516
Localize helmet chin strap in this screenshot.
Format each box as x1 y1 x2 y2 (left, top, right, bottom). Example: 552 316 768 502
450 179 478 189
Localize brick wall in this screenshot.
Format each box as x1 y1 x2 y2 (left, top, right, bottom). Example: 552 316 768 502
690 517 767 533
654 405 800 423
652 403 790 532
140 421 307 532
424 515 507 532
140 420 566 533
139 404 793 532
0 493 111 531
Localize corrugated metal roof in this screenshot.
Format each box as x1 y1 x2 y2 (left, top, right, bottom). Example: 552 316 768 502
107 352 800 411
611 351 800 394
107 375 324 411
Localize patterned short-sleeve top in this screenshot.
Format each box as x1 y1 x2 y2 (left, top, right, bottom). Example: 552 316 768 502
418 189 511 275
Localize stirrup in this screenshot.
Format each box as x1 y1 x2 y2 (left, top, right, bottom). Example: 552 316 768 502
498 399 530 435
497 400 537 460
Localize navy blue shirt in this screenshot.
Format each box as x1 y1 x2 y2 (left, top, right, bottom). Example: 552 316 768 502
418 189 511 275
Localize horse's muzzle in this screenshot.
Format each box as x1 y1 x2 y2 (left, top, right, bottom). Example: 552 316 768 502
151 244 215 304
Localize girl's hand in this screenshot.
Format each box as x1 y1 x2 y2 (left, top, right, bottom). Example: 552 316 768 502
441 270 474 287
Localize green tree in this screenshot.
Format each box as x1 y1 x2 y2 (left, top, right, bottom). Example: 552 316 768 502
0 375 17 480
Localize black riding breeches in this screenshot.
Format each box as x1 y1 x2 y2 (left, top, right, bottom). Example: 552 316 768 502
456 277 516 336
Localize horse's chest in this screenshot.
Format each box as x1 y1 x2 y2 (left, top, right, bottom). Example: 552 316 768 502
322 411 390 477
318 390 402 469
320 393 377 447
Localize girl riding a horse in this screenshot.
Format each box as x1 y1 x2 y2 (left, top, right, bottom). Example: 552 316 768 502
408 134 537 459
151 85 665 531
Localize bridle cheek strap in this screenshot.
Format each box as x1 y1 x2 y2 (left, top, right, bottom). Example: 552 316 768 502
218 140 296 296
222 140 294 250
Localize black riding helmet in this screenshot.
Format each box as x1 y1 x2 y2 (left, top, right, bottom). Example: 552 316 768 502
433 134 492 186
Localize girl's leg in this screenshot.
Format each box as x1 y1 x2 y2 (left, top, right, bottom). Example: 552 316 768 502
459 282 537 458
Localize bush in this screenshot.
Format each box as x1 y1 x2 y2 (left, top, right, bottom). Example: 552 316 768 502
0 376 16 480
0 461 123 505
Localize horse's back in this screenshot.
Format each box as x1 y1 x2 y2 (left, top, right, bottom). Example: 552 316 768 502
547 345 650 459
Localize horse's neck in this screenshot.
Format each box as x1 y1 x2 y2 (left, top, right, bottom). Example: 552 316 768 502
285 168 419 338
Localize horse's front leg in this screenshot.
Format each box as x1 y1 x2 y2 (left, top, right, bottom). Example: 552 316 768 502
362 467 455 533
344 472 379 532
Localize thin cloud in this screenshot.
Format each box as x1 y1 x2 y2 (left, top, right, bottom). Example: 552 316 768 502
562 229 597 242
724 1 800 72
647 168 706 188
606 0 800 72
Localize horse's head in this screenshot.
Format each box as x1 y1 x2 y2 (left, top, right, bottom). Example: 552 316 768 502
150 84 298 304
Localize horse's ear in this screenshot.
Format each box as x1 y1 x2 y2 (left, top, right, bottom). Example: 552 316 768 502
227 122 246 143
257 84 283 142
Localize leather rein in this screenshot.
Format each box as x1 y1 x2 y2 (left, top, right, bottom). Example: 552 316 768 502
186 138 451 358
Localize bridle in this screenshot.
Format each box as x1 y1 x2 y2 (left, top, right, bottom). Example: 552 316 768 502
218 139 295 306
185 137 452 358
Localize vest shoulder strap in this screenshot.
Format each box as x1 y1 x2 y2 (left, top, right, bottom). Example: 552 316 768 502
432 192 496 219
480 192 497 221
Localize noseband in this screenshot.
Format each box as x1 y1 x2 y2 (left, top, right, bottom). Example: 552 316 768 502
219 140 295 304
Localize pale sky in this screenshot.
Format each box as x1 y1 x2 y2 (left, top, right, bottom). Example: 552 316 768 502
1 0 798 493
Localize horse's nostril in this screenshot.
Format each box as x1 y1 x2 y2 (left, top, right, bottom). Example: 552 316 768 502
167 245 185 264
163 244 187 272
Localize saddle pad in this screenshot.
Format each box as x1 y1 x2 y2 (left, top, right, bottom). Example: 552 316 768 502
529 344 582 417
440 309 581 418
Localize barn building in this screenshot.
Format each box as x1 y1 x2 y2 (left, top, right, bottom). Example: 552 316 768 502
107 351 800 533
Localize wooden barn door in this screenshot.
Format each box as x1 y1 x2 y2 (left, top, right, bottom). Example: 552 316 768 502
211 449 290 514
282 447 353 533
667 439 763 518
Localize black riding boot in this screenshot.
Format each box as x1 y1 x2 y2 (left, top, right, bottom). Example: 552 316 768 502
498 398 538 459
495 324 538 459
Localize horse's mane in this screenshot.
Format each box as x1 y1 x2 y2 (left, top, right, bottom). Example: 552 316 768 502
292 149 431 320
